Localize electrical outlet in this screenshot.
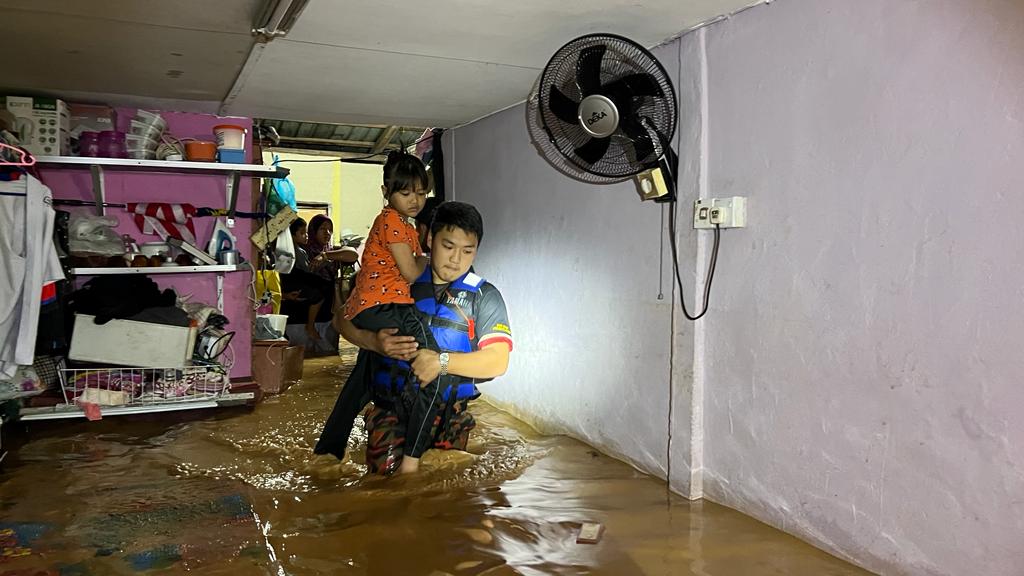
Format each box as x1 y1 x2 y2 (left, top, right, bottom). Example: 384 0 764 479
693 197 747 229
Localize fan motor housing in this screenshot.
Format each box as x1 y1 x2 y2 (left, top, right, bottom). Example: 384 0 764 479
578 95 619 138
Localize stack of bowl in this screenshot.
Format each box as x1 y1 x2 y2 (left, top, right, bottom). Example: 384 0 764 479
127 110 166 159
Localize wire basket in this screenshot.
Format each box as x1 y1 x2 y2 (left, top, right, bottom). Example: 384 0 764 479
59 365 230 407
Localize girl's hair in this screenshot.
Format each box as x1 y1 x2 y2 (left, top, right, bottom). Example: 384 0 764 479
383 150 429 196
289 217 307 236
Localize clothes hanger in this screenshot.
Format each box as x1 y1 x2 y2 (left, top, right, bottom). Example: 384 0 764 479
0 142 36 167
0 142 36 196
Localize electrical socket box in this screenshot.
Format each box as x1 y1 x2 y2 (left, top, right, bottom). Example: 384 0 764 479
693 196 747 229
633 167 671 202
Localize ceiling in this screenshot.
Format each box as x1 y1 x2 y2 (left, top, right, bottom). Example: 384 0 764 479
258 120 429 155
0 0 761 128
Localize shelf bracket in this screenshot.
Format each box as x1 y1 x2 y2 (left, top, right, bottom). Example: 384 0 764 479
89 165 106 216
216 272 225 312
225 171 240 228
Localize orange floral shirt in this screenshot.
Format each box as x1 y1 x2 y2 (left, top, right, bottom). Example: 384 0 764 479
343 207 421 319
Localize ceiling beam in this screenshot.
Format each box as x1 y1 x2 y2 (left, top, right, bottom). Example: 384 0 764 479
277 136 374 147
371 126 399 154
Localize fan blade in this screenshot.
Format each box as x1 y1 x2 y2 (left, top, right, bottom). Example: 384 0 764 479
620 119 656 163
576 44 606 96
603 73 665 116
574 136 611 165
548 85 580 125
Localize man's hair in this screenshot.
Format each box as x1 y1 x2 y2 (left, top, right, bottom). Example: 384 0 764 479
289 217 307 236
383 150 429 196
430 201 483 244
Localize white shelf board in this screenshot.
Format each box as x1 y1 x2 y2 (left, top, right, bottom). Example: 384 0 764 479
19 392 255 421
35 155 283 176
71 264 247 275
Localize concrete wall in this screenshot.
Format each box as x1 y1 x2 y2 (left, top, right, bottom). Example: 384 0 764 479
449 0 1024 573
338 162 385 238
445 41 692 485
697 1 1024 574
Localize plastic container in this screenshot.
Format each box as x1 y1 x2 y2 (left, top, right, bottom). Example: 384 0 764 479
97 131 127 158
217 148 245 163
126 147 156 159
78 131 100 157
139 242 170 257
185 140 217 162
129 119 164 140
213 124 246 149
133 109 167 131
126 133 159 150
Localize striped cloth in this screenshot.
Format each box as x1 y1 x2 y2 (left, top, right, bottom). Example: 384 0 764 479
127 203 197 244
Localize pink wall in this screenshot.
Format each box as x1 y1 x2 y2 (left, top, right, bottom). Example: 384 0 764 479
39 110 256 380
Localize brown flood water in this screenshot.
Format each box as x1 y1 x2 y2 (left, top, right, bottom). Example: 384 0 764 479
0 347 872 575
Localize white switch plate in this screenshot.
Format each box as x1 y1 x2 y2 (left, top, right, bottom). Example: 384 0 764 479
693 196 747 229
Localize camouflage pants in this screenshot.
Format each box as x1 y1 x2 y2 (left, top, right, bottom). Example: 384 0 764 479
364 400 475 475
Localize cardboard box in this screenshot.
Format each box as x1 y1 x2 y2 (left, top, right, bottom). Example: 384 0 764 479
69 103 117 138
253 341 304 394
0 96 70 156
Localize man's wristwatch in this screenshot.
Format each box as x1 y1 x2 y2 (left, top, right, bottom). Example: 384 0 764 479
438 352 450 376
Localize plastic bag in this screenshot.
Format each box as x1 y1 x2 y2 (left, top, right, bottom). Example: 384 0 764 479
266 155 297 216
254 270 282 314
68 215 124 256
273 228 295 274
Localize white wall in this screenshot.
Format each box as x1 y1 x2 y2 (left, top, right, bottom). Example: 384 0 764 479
445 42 693 484
696 1 1024 575
449 0 1024 573
262 150 384 239
338 162 385 238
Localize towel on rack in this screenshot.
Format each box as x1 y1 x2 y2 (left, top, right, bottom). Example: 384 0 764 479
127 203 197 244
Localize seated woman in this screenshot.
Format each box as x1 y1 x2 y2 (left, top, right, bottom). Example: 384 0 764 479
282 215 356 354
279 217 326 342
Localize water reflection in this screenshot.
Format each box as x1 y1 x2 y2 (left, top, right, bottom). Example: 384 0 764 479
0 351 870 575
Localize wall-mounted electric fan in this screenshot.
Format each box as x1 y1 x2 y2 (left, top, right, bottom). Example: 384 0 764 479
528 33 719 320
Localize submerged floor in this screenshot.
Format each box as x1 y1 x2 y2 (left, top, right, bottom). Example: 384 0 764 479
0 348 871 575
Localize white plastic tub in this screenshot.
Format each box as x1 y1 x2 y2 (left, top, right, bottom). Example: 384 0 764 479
213 124 246 149
70 314 197 367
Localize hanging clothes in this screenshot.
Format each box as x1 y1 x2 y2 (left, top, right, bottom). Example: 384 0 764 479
0 175 65 377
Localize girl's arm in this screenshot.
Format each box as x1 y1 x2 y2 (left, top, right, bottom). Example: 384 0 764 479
389 242 428 283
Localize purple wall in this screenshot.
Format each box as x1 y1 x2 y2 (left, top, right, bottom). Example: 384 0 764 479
696 0 1024 574
40 111 255 380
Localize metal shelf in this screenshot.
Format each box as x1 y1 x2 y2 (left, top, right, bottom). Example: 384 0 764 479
72 264 247 275
35 156 286 177
18 392 255 421
36 156 287 222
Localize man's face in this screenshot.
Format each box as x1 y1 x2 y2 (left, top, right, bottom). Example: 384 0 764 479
429 225 478 283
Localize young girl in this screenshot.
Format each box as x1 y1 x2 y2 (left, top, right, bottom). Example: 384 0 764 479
342 151 431 337
341 151 440 473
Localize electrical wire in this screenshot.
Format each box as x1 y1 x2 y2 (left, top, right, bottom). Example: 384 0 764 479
667 198 720 321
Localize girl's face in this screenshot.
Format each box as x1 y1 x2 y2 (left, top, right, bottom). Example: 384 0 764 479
384 184 428 219
315 223 333 245
293 225 308 246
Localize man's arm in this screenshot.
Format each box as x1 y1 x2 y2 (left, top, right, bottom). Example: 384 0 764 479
411 343 509 383
410 283 512 383
334 314 419 360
